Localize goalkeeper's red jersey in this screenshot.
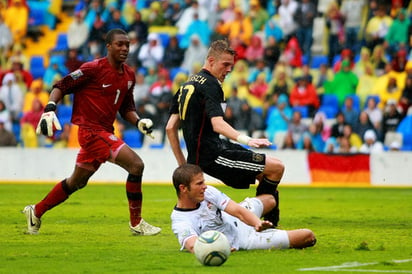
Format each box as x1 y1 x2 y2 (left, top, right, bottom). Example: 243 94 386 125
53 57 136 132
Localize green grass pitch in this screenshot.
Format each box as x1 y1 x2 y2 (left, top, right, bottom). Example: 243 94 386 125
0 183 411 273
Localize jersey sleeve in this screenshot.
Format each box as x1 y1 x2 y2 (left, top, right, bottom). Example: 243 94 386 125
171 214 198 251
205 185 231 211
169 91 179 115
53 62 95 95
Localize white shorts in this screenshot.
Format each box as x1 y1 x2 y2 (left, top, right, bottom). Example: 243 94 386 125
237 197 290 250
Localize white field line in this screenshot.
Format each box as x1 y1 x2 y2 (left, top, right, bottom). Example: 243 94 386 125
299 258 412 273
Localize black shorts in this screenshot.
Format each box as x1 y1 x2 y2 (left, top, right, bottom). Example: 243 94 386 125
200 142 266 189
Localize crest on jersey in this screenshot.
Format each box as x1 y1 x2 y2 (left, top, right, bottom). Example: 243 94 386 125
109 134 118 141
252 153 264 163
127 81 133 89
70 69 83 80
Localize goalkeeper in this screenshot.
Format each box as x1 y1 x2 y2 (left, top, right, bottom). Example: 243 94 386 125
22 29 161 236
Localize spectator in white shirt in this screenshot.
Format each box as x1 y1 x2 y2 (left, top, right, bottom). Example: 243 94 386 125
138 32 164 70
359 129 384 153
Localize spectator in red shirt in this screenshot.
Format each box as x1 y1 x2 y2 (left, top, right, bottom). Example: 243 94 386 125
289 75 320 117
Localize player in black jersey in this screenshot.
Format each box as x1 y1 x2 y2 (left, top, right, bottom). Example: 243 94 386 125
166 40 284 227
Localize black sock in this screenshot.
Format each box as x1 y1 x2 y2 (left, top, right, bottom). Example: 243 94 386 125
256 177 279 196
257 177 280 227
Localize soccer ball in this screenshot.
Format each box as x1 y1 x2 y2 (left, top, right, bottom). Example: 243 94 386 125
193 230 231 266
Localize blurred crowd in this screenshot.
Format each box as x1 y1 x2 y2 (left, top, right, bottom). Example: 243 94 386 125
0 0 412 153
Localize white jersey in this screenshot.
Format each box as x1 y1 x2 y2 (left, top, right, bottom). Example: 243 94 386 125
171 186 241 249
171 185 291 251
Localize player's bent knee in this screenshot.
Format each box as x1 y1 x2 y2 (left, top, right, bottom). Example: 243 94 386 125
259 194 276 214
128 161 144 175
265 157 285 178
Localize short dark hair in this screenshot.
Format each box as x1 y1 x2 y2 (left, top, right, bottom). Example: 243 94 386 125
172 164 203 196
105 28 127 44
207 39 236 59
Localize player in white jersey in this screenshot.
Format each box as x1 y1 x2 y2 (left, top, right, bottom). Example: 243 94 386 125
170 164 317 252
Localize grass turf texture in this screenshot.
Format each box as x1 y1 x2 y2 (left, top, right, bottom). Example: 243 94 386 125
0 183 411 274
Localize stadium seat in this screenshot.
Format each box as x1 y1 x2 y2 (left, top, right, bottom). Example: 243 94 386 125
29 56 46 80
253 107 264 117
57 104 72 126
12 122 21 145
344 94 361 112
175 33 184 44
321 94 339 108
310 55 328 69
318 105 338 119
364 95 380 109
320 94 340 118
122 129 143 148
52 33 69 52
292 105 309 118
157 33 170 48
301 55 308 65
28 4 46 27
332 55 341 66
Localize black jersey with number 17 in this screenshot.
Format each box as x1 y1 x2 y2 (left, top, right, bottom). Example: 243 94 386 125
169 69 226 164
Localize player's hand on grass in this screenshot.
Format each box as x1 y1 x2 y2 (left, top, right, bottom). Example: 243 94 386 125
36 102 62 137
137 118 155 139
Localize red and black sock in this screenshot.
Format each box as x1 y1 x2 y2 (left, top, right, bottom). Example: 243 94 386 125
126 174 142 227
35 179 72 218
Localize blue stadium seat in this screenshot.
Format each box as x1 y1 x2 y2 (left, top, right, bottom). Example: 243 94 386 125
29 56 46 80
321 93 339 108
28 0 55 29
292 105 309 118
52 33 69 52
301 55 308 65
344 94 361 112
57 104 72 117
56 104 72 126
364 95 380 109
175 33 184 44
12 122 21 144
319 94 340 118
253 107 263 117
310 55 328 69
332 55 341 66
157 33 170 48
122 129 143 148
28 5 46 27
318 105 338 119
